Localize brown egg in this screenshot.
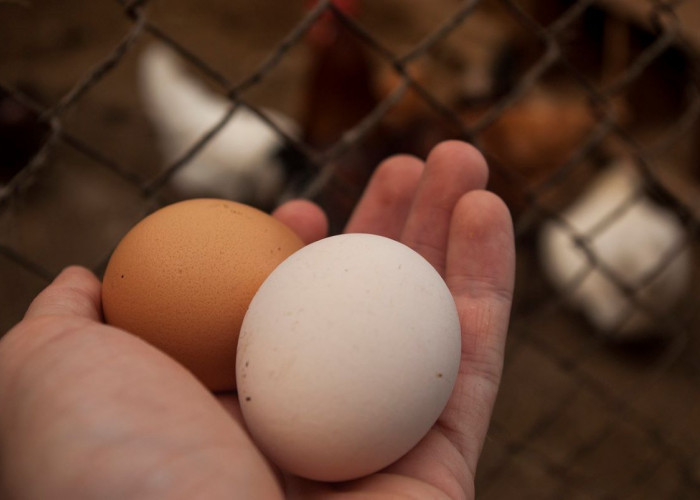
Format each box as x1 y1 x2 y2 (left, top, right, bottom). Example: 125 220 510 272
101 198 303 391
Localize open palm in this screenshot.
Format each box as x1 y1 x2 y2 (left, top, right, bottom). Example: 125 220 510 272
0 141 514 500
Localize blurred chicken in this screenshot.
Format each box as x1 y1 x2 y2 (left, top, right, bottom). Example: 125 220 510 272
300 0 455 231
428 4 529 107
418 2 625 219
477 89 596 175
299 0 394 232
538 158 691 339
468 86 605 216
301 0 375 150
138 42 309 209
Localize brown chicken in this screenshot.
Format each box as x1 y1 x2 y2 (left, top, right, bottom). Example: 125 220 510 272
299 0 438 232
301 0 375 150
299 0 604 229
469 87 603 218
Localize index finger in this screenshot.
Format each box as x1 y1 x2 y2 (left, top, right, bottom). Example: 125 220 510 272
344 154 425 239
24 266 103 322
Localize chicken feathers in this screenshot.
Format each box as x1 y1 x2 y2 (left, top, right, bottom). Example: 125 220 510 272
138 42 305 208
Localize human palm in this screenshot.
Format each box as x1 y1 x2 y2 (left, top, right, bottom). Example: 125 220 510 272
0 141 514 500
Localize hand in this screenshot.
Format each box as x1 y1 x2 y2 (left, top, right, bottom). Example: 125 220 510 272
0 141 514 500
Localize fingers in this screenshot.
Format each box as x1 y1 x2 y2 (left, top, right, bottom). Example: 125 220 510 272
448 191 515 306
400 141 489 276
24 266 102 322
272 199 329 245
342 140 512 479
441 190 515 473
344 154 424 239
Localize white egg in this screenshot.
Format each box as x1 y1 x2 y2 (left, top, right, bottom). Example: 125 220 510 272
236 233 461 481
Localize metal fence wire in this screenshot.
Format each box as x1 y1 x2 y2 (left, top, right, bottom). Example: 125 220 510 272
1 0 700 498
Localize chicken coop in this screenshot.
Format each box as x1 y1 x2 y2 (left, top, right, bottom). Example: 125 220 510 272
1 0 700 497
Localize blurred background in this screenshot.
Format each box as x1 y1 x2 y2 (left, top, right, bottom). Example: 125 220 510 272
1 0 700 497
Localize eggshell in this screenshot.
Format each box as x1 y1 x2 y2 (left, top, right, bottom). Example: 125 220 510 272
236 233 461 481
102 198 303 391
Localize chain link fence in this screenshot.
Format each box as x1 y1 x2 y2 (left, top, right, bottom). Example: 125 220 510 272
2 0 699 498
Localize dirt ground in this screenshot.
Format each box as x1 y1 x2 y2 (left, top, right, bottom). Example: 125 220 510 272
2 1 700 498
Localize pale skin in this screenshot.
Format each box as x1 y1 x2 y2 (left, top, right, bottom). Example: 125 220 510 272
0 141 515 500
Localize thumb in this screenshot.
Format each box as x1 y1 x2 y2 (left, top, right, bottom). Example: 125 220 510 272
24 266 102 322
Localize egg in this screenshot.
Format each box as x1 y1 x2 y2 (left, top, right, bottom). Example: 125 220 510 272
101 198 303 391
236 233 461 481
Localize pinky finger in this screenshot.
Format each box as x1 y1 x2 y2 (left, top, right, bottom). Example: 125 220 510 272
441 190 515 472
344 154 424 239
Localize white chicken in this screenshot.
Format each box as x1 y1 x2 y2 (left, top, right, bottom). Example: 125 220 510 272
138 42 307 208
538 159 691 339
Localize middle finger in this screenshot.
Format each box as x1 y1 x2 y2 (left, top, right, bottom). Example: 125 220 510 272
344 154 424 239
400 141 489 276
